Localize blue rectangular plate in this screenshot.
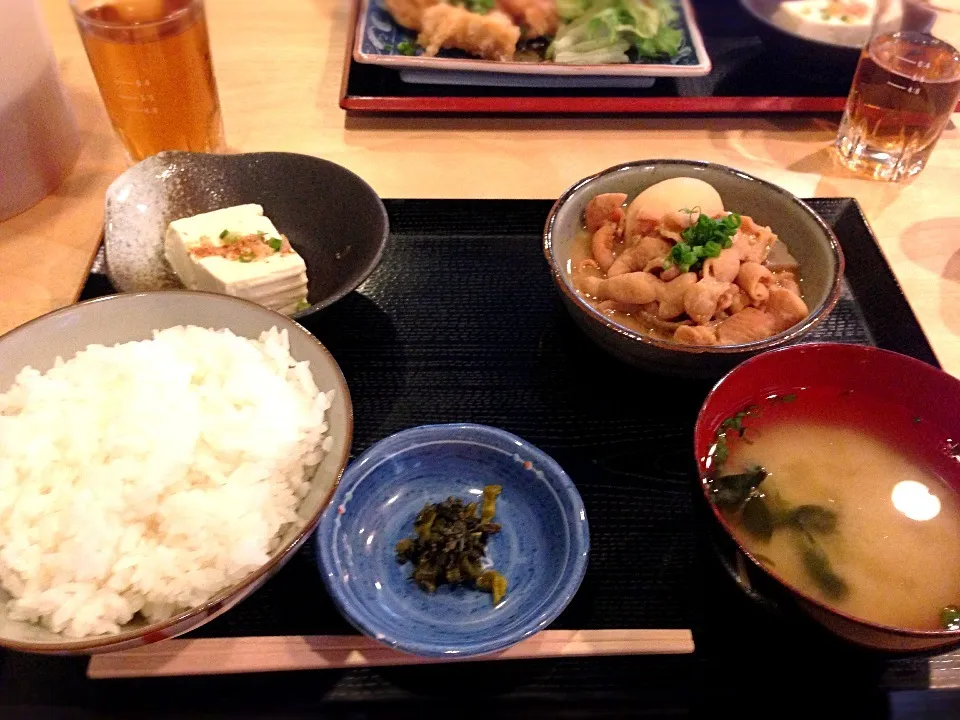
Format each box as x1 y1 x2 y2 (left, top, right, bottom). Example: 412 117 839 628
353 0 712 87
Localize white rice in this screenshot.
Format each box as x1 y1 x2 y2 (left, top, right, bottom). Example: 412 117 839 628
0 325 334 638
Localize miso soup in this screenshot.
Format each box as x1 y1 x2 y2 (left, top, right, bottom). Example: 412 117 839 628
707 386 960 631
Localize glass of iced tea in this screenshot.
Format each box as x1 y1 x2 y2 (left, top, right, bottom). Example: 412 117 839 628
71 0 224 162
835 0 960 181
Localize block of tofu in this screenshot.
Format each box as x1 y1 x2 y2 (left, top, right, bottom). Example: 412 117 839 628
164 204 309 315
771 1 900 48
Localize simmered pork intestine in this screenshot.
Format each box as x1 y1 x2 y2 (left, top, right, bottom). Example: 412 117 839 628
591 221 619 273
684 277 733 326
736 262 774 304
766 286 810 332
732 215 778 264
570 178 811 346
581 271 661 305
674 325 719 346
585 193 627 234
773 270 801 297
702 248 741 284
608 236 671 277
658 273 697 320
716 307 777 345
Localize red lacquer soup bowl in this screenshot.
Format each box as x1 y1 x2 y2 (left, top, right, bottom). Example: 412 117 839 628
694 342 960 652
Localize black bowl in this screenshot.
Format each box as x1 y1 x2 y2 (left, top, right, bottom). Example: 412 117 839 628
104 151 389 319
740 0 939 87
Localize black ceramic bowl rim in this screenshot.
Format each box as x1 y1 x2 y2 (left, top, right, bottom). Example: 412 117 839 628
284 152 390 319
263 152 390 319
543 159 846 356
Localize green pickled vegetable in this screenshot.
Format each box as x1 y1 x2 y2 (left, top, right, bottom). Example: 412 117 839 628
477 570 509 605
394 537 415 562
481 484 502 524
395 486 507 605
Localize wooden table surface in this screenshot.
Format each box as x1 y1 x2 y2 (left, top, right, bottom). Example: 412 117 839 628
3 0 959 375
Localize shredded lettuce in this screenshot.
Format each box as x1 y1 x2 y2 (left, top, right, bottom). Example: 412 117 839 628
556 0 592 22
548 0 683 64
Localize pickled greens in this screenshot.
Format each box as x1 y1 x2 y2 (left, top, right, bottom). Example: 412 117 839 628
395 486 508 605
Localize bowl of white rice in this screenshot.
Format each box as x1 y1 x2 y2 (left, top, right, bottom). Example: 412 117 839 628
0 290 352 653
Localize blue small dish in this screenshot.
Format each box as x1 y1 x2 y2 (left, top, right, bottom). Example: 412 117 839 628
315 423 590 658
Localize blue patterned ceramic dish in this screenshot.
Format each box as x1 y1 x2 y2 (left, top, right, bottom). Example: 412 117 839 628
315 423 590 658
353 0 712 86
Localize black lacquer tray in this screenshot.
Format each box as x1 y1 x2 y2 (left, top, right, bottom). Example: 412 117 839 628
0 198 952 718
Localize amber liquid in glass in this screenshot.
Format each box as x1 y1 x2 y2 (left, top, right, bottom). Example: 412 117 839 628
77 0 223 161
836 31 960 180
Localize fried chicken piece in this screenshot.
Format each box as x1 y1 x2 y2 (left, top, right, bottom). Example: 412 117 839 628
418 4 521 61
383 0 442 31
496 0 558 38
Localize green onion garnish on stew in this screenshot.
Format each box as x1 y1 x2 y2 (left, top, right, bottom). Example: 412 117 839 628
267 237 283 252
219 229 229 239
662 210 741 273
238 250 255 263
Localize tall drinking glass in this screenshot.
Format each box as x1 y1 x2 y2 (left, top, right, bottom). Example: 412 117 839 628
835 0 960 181
70 0 224 162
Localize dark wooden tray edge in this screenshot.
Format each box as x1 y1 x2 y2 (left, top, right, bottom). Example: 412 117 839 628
828 197 940 368
340 92 849 115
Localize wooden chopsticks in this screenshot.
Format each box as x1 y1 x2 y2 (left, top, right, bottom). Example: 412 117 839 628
87 629 694 679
